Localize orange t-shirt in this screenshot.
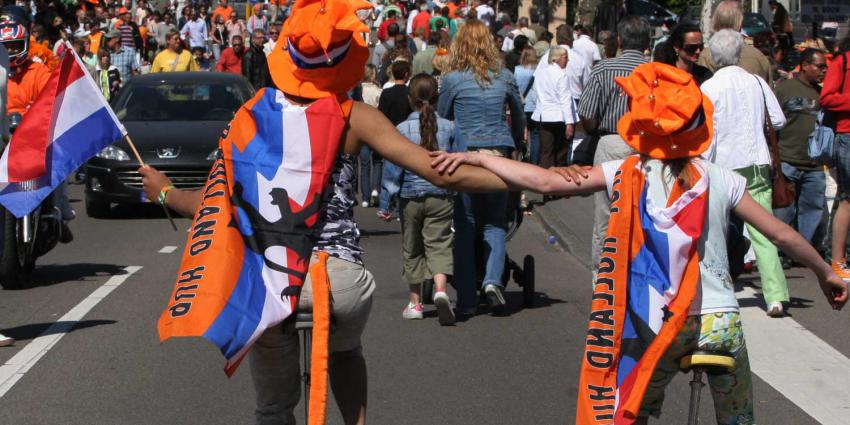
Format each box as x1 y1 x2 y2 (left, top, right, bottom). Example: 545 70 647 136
8 61 51 116
90 32 103 56
446 3 457 18
212 6 234 24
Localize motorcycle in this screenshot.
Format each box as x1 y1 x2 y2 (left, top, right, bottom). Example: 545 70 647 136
0 113 64 289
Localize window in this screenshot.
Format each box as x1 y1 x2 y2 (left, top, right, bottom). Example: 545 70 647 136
115 81 251 121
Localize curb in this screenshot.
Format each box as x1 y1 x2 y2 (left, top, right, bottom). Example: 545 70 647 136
530 199 594 270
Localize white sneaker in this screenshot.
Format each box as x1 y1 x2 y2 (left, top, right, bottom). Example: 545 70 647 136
484 284 506 315
361 201 369 208
370 190 379 205
402 302 424 320
0 333 15 347
433 291 456 325
767 301 784 317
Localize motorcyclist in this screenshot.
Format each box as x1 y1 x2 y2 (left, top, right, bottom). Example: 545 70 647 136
0 6 73 242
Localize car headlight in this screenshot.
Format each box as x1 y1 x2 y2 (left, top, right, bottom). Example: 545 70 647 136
97 145 131 161
207 148 221 161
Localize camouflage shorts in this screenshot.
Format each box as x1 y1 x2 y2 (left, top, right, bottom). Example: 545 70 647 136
639 312 755 425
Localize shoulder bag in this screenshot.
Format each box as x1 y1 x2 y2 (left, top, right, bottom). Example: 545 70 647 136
756 75 796 208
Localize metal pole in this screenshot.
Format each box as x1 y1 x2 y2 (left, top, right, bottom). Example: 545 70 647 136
687 369 704 425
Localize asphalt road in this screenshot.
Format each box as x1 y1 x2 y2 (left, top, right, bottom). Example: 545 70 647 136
0 184 833 424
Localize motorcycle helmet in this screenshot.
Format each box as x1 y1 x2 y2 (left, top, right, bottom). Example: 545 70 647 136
0 6 31 68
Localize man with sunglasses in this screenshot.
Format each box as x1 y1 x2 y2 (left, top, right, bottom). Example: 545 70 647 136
772 48 828 250
263 22 281 57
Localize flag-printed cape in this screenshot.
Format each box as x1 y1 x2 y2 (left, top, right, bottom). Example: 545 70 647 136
157 88 348 376
577 156 708 424
0 45 126 217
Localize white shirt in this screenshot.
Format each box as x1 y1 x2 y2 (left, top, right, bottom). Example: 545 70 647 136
475 4 494 24
263 40 276 57
572 34 601 66
406 9 419 34
532 63 577 124
701 66 786 170
534 45 590 100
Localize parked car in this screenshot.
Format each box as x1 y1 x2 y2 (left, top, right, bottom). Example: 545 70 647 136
626 0 677 27
84 72 254 217
742 12 772 37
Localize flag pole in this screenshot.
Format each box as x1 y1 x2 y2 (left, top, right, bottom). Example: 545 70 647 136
124 134 145 166
124 135 177 231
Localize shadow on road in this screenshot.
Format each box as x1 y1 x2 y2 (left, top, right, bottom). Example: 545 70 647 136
90 202 190 221
14 263 130 289
360 229 401 237
1 319 117 341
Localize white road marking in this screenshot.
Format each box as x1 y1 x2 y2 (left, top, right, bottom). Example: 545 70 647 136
740 286 850 425
0 266 142 398
158 246 177 254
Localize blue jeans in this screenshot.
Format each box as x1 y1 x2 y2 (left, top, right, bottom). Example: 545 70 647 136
358 146 382 202
453 191 507 310
773 162 826 243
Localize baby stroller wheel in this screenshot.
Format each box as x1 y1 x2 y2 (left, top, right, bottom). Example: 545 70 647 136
522 255 535 308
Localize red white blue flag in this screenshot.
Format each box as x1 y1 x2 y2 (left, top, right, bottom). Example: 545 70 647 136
0 45 126 217
577 156 708 424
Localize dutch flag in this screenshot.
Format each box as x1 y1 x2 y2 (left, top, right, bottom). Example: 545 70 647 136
0 44 126 217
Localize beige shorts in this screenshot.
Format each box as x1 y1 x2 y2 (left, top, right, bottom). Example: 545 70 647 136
249 254 375 425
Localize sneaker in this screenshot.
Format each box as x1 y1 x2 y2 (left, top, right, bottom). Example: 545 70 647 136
361 201 369 208
767 301 784 317
832 260 850 282
484 284 506 315
0 333 14 347
370 190 379 206
402 302 424 320
433 291 455 325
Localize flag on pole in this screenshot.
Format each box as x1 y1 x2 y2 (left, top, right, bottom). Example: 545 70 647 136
0 44 126 217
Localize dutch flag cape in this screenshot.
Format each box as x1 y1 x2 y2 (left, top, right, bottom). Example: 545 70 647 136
576 155 709 424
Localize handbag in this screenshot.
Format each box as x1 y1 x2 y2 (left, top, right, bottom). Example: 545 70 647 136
808 110 835 166
755 75 796 209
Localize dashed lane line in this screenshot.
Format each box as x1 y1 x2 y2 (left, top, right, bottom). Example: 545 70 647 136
740 286 850 425
0 266 143 398
158 246 177 254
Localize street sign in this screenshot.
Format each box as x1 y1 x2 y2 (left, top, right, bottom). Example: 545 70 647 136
800 0 850 23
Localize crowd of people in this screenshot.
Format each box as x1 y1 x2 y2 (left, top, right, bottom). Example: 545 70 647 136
8 0 850 423
17 0 280 97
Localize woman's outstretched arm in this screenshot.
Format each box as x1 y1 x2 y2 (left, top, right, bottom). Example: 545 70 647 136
734 193 848 310
347 101 513 193
429 150 606 196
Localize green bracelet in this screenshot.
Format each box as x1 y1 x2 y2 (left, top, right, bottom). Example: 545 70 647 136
158 185 175 206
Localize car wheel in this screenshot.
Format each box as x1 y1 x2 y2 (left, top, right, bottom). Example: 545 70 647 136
85 198 111 218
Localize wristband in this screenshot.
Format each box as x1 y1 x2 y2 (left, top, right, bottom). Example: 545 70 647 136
158 184 175 206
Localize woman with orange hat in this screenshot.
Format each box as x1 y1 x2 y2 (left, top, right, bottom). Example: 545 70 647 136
139 0 511 423
431 62 848 424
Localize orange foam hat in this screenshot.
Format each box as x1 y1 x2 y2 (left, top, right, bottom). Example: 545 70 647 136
616 62 714 159
268 0 372 99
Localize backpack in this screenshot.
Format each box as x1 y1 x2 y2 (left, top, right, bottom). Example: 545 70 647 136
808 110 835 166
810 52 847 166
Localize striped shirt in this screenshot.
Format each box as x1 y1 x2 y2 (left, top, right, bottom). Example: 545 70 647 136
577 50 646 134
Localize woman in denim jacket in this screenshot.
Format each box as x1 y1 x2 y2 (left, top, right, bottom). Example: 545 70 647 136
379 74 457 325
437 19 526 316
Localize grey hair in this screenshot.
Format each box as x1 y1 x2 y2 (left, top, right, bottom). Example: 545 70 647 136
709 29 743 68
548 46 567 64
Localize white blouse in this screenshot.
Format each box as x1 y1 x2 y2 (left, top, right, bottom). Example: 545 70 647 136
532 63 577 124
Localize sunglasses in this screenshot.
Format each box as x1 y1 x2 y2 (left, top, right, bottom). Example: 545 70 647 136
269 31 279 35
681 43 704 55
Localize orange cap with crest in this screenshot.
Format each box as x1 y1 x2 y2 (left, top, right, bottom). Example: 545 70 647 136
615 62 714 159
268 0 372 99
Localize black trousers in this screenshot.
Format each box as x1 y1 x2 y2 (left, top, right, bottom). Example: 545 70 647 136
538 121 571 168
